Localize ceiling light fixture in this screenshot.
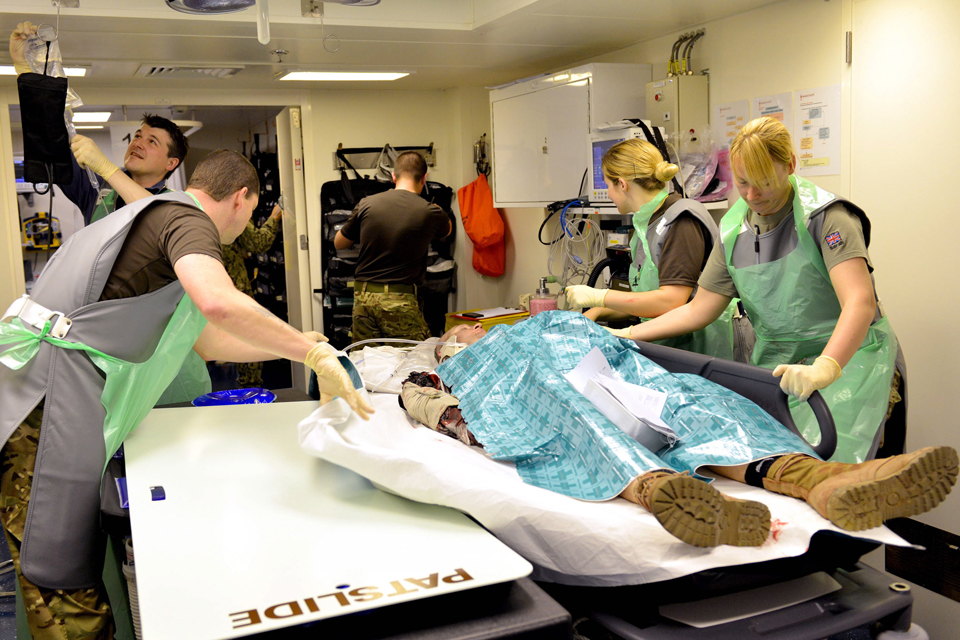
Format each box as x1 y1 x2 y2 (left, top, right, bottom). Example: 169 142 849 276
74 125 104 130
72 112 112 122
0 66 86 76
165 0 254 14
279 71 408 81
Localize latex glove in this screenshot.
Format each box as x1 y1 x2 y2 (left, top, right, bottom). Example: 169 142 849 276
303 330 328 344
9 22 36 75
604 326 634 340
305 342 375 420
564 285 609 310
71 135 119 180
772 356 842 402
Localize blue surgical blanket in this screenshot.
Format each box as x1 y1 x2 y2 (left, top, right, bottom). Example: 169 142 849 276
436 312 817 501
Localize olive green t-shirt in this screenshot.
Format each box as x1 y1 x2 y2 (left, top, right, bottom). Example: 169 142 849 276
340 189 449 285
698 200 871 299
650 193 712 289
100 201 223 301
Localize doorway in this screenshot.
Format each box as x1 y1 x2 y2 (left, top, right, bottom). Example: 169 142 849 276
7 103 310 391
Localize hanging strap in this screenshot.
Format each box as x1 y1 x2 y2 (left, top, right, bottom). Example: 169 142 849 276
336 149 370 207
335 148 365 180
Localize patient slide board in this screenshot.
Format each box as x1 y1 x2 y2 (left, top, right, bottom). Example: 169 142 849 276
124 401 532 640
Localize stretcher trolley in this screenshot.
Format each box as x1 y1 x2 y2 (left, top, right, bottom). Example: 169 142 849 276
539 340 917 640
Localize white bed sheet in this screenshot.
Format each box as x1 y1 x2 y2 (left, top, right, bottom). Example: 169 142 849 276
299 392 912 587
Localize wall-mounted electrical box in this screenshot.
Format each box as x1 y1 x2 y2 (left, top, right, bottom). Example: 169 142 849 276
645 75 709 145
489 63 652 208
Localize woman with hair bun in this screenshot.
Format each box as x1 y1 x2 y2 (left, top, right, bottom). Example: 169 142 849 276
625 117 905 464
565 138 747 360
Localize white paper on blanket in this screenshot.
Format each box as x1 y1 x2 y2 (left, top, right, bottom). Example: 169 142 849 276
298 393 915 588
581 379 675 453
563 346 613 393
565 347 676 449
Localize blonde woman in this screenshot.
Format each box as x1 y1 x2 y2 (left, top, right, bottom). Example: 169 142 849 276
624 117 905 464
566 138 745 360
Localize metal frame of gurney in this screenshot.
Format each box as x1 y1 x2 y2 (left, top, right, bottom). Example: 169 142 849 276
540 341 916 640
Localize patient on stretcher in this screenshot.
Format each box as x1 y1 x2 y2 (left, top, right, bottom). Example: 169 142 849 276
398 313 958 549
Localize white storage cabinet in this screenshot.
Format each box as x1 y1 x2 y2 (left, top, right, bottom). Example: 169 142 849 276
489 63 652 208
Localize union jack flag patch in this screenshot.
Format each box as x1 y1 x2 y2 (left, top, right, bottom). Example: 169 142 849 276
825 231 844 249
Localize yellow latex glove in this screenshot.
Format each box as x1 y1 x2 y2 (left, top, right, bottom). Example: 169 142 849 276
9 22 36 75
604 326 633 340
564 285 609 310
303 330 328 344
71 135 119 180
772 356 842 402
305 342 375 420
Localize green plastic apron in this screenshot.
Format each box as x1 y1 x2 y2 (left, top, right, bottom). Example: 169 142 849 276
89 188 118 224
629 189 739 361
720 174 897 463
0 295 207 470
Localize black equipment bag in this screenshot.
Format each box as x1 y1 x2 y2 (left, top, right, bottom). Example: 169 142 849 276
421 180 456 260
18 73 74 185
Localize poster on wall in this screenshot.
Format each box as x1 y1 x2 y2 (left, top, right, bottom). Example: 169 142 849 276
793 85 841 177
752 92 794 127
713 100 749 150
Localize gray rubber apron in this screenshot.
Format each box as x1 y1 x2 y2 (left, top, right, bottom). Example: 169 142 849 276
720 174 897 463
90 186 209 404
0 191 207 589
629 190 740 360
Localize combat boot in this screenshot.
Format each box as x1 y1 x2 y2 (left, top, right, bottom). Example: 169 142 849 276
632 470 770 547
762 447 958 531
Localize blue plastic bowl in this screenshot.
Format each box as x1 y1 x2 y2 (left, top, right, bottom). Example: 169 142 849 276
191 388 277 407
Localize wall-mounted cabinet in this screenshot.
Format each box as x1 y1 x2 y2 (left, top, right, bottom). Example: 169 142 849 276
489 63 652 208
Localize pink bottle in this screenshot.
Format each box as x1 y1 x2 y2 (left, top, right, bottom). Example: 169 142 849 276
529 277 558 317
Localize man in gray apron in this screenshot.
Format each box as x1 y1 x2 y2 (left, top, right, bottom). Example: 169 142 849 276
0 149 372 637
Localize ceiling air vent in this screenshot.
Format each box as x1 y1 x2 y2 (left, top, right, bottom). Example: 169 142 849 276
135 65 244 79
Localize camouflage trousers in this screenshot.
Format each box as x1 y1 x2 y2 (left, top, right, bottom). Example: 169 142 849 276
0 402 114 639
236 361 264 388
352 290 431 342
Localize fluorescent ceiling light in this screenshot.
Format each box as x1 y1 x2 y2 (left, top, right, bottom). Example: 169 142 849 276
75 125 104 130
0 66 87 76
279 71 408 82
73 112 112 123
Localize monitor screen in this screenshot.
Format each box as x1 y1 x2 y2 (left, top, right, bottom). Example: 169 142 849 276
592 138 625 191
14 160 24 183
